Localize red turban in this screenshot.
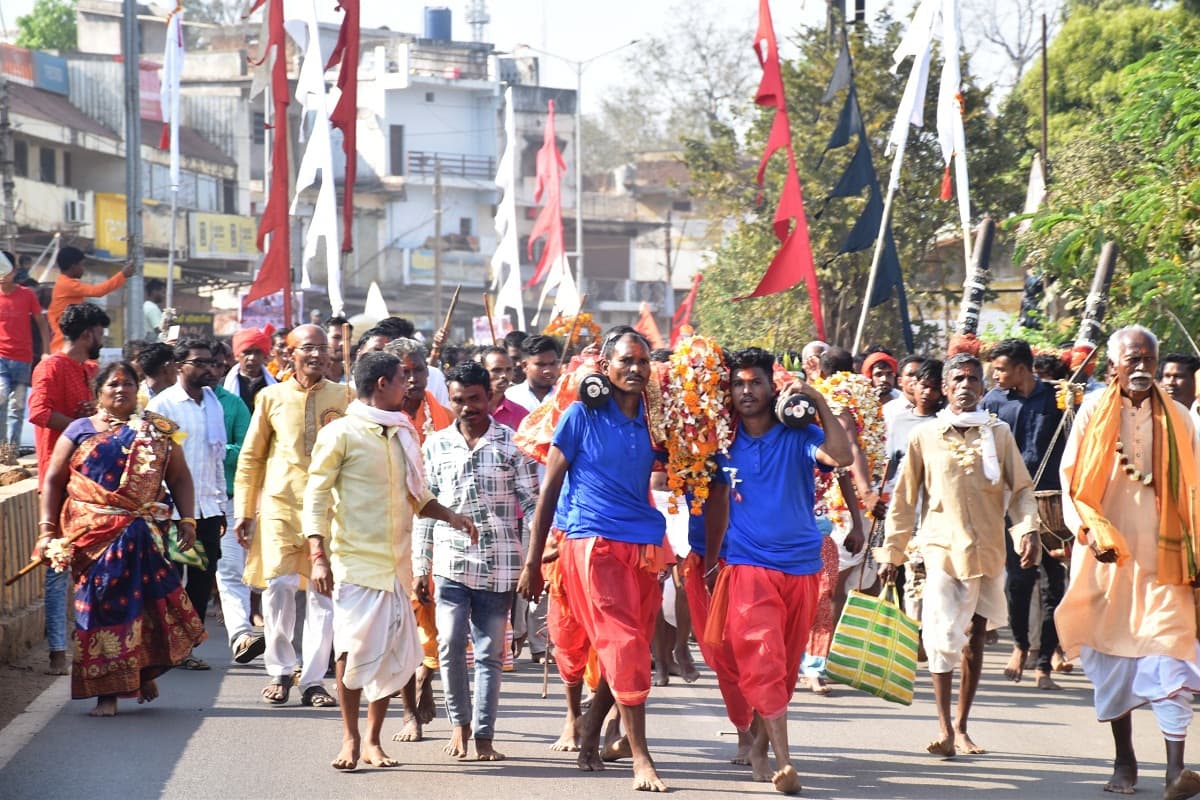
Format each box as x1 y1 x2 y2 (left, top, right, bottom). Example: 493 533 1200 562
232 328 272 358
861 352 898 379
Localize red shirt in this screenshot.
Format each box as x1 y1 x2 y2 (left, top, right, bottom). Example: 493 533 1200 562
28 354 96 488
0 285 42 362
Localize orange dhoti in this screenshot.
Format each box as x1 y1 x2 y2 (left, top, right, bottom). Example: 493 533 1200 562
412 593 439 670
724 565 819 720
681 553 753 730
561 535 661 706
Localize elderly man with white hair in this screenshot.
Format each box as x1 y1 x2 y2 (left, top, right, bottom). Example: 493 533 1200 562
1056 325 1200 799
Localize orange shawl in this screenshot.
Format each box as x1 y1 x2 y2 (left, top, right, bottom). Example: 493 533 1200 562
1068 383 1199 584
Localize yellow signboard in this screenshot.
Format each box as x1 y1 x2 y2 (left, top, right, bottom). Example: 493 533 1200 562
95 193 127 257
143 261 182 280
189 212 257 261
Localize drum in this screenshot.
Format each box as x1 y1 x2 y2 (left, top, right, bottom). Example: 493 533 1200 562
1035 490 1073 554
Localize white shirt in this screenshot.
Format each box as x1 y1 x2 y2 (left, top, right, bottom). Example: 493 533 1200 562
504 381 554 413
148 383 228 519
426 365 450 406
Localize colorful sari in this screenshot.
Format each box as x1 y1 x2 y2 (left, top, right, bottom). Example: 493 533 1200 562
62 413 207 699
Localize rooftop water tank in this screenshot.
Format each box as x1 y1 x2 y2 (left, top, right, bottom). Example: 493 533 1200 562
425 7 452 41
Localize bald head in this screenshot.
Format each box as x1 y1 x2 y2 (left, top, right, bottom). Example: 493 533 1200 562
287 324 330 385
286 324 327 349
802 340 828 378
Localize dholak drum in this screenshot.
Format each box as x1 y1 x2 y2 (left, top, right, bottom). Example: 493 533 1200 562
1035 490 1073 553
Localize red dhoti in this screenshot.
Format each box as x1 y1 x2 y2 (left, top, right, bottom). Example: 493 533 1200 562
561 535 661 706
725 565 819 720
544 555 590 687
805 536 840 660
681 553 754 730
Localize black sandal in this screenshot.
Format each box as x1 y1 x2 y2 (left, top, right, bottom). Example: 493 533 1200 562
301 685 337 708
262 675 291 705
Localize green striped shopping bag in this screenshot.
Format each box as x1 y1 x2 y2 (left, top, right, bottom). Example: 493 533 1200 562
825 585 919 705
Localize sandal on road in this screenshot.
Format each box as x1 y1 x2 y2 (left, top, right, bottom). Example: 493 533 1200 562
181 655 211 671
301 685 337 708
262 675 292 705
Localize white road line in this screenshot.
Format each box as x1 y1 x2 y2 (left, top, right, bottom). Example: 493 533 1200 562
0 676 69 772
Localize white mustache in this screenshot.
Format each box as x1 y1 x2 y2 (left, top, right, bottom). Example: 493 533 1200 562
1129 371 1153 382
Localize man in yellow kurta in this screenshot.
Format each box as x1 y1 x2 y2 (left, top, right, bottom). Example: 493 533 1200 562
1057 326 1200 799
304 351 474 771
234 324 351 708
877 353 1038 759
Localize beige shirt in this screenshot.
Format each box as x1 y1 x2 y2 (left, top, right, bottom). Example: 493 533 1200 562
1055 392 1200 660
877 417 1036 580
303 413 435 593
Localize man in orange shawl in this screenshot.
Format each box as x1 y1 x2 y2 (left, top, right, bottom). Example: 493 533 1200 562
1056 326 1200 799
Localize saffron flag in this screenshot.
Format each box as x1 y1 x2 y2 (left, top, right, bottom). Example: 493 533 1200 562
159 6 184 188
491 87 526 331
245 0 293 325
285 0 342 316
671 273 702 347
734 0 825 342
526 100 568 290
326 0 360 253
634 302 665 350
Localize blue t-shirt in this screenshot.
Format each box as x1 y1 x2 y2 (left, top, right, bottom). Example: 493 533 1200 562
715 420 828 576
553 399 666 545
552 473 571 532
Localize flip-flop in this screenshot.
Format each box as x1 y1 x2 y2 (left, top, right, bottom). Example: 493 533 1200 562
301 685 338 708
181 655 211 671
233 634 266 664
262 676 292 705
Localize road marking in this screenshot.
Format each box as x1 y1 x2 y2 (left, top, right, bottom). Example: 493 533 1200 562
0 676 69 772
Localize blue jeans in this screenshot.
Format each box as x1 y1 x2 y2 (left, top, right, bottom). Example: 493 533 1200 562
45 566 68 652
435 579 511 739
0 357 31 446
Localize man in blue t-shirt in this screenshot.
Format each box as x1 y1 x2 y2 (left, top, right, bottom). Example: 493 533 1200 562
705 347 852 794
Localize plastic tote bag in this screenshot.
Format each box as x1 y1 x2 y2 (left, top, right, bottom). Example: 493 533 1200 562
825 584 920 705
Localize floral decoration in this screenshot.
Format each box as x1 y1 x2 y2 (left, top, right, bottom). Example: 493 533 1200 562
45 538 74 573
661 336 733 515
542 313 602 346
811 372 885 517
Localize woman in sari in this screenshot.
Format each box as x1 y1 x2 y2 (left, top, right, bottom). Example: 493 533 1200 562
33 361 207 717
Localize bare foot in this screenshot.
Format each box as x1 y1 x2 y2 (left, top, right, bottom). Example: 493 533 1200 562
138 679 159 704
773 764 802 795
416 667 437 724
805 675 832 695
1052 649 1075 674
46 650 69 676
392 715 423 742
631 756 668 792
88 696 118 717
750 736 773 782
332 738 359 770
653 660 670 687
362 743 400 768
1036 670 1063 691
1103 758 1137 794
954 731 986 755
444 724 471 759
1164 768 1200 800
476 738 506 761
551 715 581 752
670 651 700 683
732 727 754 765
601 716 631 762
577 747 605 772
926 736 956 758
1004 647 1028 682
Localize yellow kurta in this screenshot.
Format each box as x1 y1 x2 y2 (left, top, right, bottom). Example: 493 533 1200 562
1056 393 1200 661
233 378 352 587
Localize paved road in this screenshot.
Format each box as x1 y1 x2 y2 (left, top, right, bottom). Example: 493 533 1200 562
0 622 1182 800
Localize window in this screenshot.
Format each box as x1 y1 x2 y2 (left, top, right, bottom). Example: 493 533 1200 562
253 112 265 145
424 92 435 103
223 180 237 214
13 140 27 177
39 147 56 183
63 151 72 185
389 125 404 176
197 175 219 212
459 217 472 236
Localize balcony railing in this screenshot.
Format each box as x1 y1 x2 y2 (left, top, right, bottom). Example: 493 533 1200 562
408 151 496 180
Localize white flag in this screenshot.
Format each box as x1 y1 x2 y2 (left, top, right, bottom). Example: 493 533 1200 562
160 8 185 189
285 0 343 316
533 253 581 326
887 0 940 158
491 87 526 330
1018 152 1047 234
937 0 971 261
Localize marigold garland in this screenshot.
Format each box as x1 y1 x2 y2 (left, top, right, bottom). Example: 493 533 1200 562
542 313 601 344
661 336 733 515
810 372 886 517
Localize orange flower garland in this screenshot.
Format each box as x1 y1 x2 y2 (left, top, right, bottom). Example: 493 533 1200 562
810 372 885 518
662 336 733 515
542 313 602 344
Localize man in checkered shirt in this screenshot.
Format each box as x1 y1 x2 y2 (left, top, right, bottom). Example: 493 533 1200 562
413 360 539 762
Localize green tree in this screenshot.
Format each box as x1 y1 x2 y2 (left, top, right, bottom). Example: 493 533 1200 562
15 0 77 52
684 18 1024 352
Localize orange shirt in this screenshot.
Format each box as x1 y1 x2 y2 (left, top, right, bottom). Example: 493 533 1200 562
48 272 127 349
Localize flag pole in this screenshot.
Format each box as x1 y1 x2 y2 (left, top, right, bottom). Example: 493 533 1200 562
852 176 899 354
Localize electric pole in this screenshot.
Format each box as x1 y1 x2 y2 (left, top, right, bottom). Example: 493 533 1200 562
0 77 16 255
433 160 443 322
122 0 145 339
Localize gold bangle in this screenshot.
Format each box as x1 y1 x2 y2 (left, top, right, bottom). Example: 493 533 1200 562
178 517 197 528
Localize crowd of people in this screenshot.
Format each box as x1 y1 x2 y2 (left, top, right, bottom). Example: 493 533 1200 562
9 249 1200 797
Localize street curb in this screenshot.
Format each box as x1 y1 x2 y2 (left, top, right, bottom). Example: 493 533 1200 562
0 675 69 772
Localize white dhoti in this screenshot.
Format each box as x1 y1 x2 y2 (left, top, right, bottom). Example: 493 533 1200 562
333 578 422 702
922 566 1006 674
1080 644 1200 739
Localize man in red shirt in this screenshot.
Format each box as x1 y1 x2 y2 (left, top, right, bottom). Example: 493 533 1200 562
0 252 50 451
47 246 133 351
28 302 109 675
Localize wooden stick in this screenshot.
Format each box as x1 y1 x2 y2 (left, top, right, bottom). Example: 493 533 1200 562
429 284 461 365
482 293 498 344
5 528 90 587
341 322 352 382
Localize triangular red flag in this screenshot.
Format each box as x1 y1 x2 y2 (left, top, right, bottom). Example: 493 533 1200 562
326 0 359 253
671 273 703 346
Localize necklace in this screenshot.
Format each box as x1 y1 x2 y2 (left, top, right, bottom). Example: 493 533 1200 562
944 431 982 474
100 411 134 429
1115 439 1152 486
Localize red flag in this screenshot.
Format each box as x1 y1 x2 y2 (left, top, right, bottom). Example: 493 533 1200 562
634 302 665 350
671 273 702 347
734 0 825 341
326 0 359 253
525 100 567 288
245 0 292 325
